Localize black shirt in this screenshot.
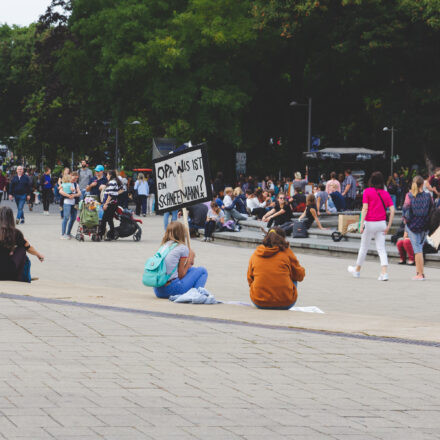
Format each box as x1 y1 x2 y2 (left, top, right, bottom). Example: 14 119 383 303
273 201 292 225
302 206 315 230
187 203 208 227
0 229 26 281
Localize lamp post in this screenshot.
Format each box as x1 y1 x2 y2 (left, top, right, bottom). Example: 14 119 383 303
383 126 397 176
290 97 312 152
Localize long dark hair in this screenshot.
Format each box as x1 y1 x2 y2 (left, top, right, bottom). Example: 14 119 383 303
107 170 122 189
0 207 17 251
368 171 385 189
262 227 289 250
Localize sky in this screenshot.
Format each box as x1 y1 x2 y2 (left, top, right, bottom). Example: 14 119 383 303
0 0 53 27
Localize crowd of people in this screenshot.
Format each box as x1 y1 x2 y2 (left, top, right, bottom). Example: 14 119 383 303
1 159 440 309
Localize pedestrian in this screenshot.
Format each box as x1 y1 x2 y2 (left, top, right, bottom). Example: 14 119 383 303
0 206 44 281
59 172 81 239
86 165 108 203
153 221 208 299
117 170 129 209
77 160 93 199
402 175 434 281
9 166 32 224
348 171 395 281
147 174 155 215
57 168 71 219
204 201 224 241
247 227 305 309
0 171 7 204
99 170 122 240
341 169 357 210
134 173 149 217
40 167 53 215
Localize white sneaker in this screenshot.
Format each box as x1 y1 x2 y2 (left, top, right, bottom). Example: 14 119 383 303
44 211 49 216
347 266 360 278
378 273 389 281
60 235 68 240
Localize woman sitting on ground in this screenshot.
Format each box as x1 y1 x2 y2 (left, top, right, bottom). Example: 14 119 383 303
154 221 208 299
298 194 327 230
262 193 292 227
204 201 224 242
247 227 305 309
0 206 44 281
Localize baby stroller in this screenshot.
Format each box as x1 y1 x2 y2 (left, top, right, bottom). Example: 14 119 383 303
76 196 101 242
105 206 143 241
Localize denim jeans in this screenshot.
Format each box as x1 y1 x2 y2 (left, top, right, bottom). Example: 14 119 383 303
154 267 208 299
61 204 77 236
14 194 27 220
163 210 178 230
224 208 247 222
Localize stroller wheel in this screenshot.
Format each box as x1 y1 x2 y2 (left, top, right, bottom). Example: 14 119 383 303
133 231 141 242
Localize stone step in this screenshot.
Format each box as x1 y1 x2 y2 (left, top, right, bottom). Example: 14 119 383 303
199 227 440 267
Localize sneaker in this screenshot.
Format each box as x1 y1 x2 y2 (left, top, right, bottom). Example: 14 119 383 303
19 219 25 224
347 266 360 278
412 274 425 281
60 235 68 240
378 273 389 281
44 211 49 216
203 237 208 242
15 219 19 225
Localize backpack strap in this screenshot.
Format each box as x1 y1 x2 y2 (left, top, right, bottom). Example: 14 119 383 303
376 190 388 218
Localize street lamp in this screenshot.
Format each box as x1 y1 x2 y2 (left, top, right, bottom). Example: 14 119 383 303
290 97 312 152
383 126 397 176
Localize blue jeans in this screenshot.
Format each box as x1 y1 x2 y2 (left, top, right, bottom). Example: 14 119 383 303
390 194 396 207
62 204 77 236
253 282 298 310
154 267 208 299
163 210 178 230
14 194 27 220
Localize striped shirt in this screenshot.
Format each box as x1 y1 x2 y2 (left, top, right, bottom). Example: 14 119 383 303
103 179 120 203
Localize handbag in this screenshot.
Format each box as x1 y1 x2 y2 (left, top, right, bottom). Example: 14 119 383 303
291 220 308 238
376 190 389 223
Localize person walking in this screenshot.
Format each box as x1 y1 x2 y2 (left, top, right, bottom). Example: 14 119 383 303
40 167 53 215
134 173 149 217
402 175 434 281
341 169 357 210
59 172 81 239
348 171 395 281
9 166 32 224
99 170 122 240
77 160 93 199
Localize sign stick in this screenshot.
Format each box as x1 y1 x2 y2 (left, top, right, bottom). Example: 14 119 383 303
177 173 191 250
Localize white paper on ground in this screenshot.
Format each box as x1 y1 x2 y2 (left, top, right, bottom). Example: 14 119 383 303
289 306 325 314
224 301 324 313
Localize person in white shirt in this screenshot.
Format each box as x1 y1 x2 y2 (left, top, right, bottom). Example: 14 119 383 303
223 187 247 222
134 173 149 216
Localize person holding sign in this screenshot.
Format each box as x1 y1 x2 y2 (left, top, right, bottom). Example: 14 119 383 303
153 222 208 299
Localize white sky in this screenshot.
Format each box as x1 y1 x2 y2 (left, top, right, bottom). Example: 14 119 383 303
0 0 53 26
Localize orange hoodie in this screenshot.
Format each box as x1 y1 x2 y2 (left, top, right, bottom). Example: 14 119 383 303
247 245 305 308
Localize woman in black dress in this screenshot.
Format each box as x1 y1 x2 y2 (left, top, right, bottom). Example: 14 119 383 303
0 207 44 281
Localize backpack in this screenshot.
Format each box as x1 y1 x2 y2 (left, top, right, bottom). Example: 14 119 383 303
404 192 433 233
142 243 178 287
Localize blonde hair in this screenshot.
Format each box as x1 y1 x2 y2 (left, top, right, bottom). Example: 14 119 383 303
161 221 186 246
295 172 302 180
410 175 424 197
71 171 78 178
138 173 145 181
233 187 242 197
62 174 71 183
224 187 233 196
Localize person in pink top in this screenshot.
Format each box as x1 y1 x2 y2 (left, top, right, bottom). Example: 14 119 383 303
348 171 395 281
325 172 341 194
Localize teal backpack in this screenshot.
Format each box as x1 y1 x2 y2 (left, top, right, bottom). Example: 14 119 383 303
142 243 178 287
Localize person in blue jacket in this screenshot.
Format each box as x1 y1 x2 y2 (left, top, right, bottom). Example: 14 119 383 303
9 166 31 224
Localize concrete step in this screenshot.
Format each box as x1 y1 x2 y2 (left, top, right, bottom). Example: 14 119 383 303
200 227 440 267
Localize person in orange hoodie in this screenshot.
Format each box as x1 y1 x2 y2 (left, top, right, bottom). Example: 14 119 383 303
247 227 305 309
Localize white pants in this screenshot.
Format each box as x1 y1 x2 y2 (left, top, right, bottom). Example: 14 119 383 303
356 220 388 267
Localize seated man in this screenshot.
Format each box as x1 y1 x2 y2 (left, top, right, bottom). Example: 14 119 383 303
186 203 209 237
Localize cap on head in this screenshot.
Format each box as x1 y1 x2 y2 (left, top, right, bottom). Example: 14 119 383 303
94 165 104 172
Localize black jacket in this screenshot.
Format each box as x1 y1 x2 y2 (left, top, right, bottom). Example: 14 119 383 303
9 175 32 196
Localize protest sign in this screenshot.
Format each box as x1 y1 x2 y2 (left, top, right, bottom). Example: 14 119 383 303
153 145 212 214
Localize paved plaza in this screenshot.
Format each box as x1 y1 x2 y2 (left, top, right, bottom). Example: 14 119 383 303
0 200 440 438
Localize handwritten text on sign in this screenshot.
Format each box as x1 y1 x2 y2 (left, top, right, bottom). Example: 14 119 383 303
154 148 210 212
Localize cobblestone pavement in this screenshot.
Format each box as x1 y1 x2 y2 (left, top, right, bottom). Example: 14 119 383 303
1 296 440 440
